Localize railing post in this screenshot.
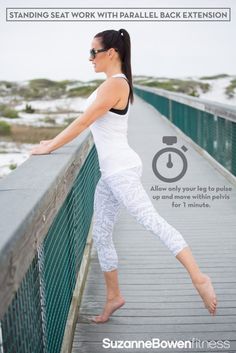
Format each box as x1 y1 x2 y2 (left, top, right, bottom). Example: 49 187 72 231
232 121 236 175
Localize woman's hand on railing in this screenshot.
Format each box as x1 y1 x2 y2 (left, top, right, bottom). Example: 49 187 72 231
29 139 55 155
29 143 52 156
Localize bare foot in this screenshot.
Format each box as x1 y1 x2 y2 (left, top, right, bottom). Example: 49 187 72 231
91 296 126 323
193 273 217 315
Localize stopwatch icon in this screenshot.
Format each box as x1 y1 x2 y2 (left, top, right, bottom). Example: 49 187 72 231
152 136 188 183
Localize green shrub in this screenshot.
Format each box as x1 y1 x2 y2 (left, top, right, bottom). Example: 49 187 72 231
0 103 19 118
88 79 103 85
200 83 210 93
2 107 19 119
225 79 236 98
25 79 76 99
29 78 58 89
199 74 229 80
9 163 17 170
41 116 56 124
0 103 8 112
0 121 11 134
141 78 210 97
189 90 199 97
0 80 15 89
0 78 104 100
24 104 35 113
67 85 99 97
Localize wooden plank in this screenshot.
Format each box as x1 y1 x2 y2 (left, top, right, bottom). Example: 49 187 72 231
80 301 235 310
86 272 236 279
83 287 236 296
83 293 236 303
73 331 236 343
76 322 236 332
86 275 236 283
78 308 236 317
77 315 236 325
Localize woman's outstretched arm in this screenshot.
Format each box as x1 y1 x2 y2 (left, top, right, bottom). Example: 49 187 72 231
30 78 122 155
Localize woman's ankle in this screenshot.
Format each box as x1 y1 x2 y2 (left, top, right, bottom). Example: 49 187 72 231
106 293 123 301
191 272 208 285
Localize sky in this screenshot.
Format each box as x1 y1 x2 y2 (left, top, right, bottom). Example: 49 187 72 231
0 0 235 82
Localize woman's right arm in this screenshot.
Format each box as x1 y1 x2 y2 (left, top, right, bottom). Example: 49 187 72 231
40 140 53 145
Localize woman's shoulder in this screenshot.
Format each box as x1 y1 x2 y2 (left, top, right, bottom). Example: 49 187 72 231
97 76 129 96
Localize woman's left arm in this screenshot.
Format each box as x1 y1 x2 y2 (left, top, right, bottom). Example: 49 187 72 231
30 79 120 155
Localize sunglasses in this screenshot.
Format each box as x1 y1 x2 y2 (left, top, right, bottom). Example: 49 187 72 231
89 48 118 59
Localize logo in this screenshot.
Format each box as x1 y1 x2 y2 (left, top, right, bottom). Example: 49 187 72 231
152 136 188 183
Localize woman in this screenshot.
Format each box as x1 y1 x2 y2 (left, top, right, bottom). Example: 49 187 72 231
30 29 217 323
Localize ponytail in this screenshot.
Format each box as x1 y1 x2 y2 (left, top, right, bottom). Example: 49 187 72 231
118 29 134 104
94 29 134 104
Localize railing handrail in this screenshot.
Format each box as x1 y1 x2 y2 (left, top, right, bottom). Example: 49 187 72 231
0 130 94 320
134 84 236 122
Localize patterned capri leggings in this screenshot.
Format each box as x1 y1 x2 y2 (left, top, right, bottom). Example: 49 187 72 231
92 165 188 272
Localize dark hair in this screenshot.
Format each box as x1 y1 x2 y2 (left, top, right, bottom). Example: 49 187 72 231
94 28 134 104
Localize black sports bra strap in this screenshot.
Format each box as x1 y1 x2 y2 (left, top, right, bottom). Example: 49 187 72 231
109 76 130 115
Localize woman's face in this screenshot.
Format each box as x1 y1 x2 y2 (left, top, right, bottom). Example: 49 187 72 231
89 37 108 73
89 37 118 73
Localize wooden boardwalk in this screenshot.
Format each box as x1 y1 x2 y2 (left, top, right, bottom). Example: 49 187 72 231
72 95 236 353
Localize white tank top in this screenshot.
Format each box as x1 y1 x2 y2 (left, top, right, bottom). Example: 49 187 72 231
82 73 142 179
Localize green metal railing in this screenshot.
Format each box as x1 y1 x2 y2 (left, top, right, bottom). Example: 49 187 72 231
134 85 236 176
0 134 100 353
